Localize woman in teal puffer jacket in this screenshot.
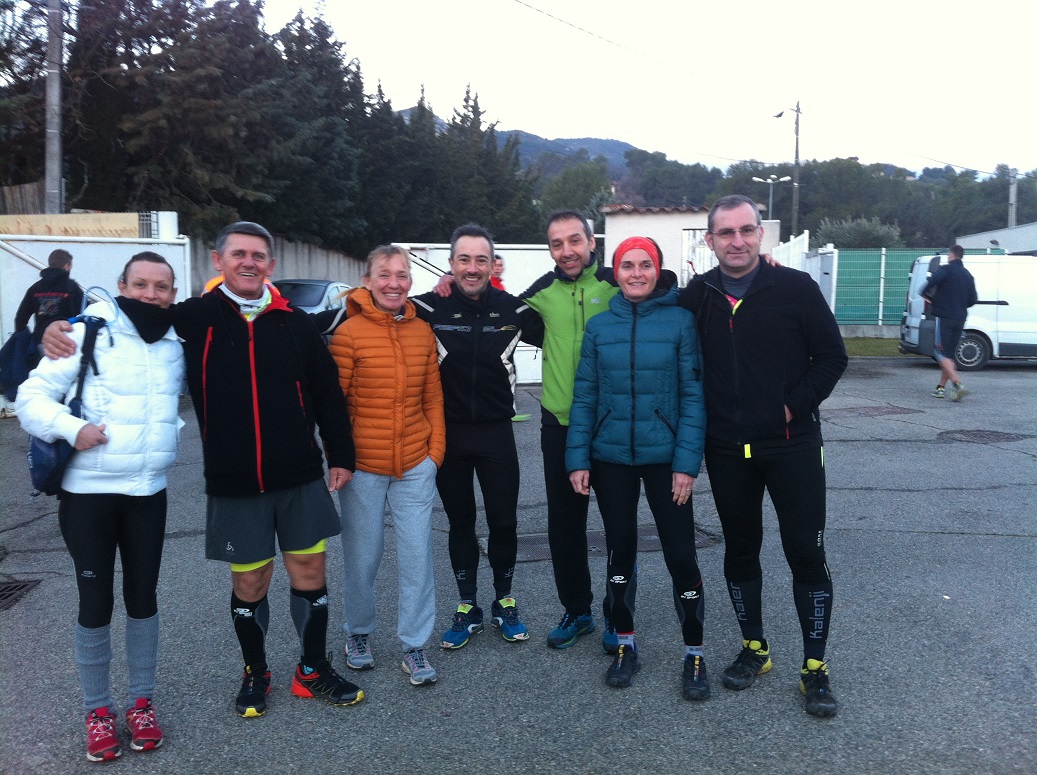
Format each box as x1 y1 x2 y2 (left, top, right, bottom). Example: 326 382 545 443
566 236 708 700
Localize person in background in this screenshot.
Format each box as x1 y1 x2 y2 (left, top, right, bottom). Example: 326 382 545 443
15 248 83 369
411 224 543 650
328 245 446 687
490 253 506 290
678 194 847 718
567 237 709 698
17 252 183 762
923 244 977 401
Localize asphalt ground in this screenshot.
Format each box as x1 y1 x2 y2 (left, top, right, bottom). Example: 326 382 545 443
1 356 1034 774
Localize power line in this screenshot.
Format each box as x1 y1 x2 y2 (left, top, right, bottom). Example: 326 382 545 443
509 0 657 60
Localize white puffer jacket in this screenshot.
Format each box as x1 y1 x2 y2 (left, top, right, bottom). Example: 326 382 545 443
15 300 185 496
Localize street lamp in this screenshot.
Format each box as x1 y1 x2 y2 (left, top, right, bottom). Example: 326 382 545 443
751 174 791 225
773 101 802 236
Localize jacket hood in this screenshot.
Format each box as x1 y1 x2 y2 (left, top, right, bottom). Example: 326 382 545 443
39 266 71 281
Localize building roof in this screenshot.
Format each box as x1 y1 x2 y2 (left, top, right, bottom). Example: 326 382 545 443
602 204 708 215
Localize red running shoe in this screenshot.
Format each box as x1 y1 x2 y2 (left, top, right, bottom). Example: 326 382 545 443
85 707 121 762
125 698 163 751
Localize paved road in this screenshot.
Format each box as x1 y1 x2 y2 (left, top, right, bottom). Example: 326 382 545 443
1 356 1034 774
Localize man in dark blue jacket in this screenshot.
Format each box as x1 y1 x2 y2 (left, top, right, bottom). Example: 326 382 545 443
679 194 847 718
412 224 543 650
922 245 978 401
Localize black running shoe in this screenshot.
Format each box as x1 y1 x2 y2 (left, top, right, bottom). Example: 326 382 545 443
800 659 838 717
722 639 772 690
236 665 272 718
291 654 364 706
605 645 640 688
681 655 710 701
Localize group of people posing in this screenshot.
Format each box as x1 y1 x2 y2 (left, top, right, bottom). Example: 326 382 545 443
16 194 847 764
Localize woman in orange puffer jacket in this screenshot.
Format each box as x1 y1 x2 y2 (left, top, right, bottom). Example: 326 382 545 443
327 245 445 687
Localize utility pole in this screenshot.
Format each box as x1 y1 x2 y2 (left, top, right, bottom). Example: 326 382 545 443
44 0 63 214
1008 168 1018 228
791 101 801 237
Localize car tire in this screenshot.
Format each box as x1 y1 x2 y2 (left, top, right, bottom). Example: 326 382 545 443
954 331 991 371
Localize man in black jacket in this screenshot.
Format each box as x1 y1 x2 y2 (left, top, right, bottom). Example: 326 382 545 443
15 249 83 368
44 222 363 716
679 195 847 718
922 245 977 401
412 224 544 650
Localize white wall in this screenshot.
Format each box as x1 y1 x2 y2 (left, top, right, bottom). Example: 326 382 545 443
604 211 782 282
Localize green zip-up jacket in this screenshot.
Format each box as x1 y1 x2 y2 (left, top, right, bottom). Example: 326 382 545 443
519 258 619 426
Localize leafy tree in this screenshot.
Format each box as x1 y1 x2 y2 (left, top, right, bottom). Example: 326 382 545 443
619 149 721 207
394 91 451 241
121 0 289 236
0 0 48 187
250 12 364 249
65 0 204 211
539 158 611 230
351 84 414 251
814 216 904 248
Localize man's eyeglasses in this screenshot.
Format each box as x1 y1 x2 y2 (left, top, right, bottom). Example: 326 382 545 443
710 225 760 240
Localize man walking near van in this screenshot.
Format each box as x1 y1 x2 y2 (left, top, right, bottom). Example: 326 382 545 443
923 245 977 401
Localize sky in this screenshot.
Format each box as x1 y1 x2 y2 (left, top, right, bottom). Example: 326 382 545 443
259 0 1034 178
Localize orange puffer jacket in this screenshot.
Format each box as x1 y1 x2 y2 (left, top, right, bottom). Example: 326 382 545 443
328 288 445 478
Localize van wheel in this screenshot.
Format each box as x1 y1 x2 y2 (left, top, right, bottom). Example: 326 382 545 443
954 332 991 371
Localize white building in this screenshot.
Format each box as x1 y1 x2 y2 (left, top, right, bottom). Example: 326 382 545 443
601 203 781 282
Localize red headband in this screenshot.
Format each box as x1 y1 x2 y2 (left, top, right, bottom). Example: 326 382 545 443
612 236 661 274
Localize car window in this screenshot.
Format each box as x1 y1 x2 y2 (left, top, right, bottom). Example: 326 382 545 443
276 282 324 307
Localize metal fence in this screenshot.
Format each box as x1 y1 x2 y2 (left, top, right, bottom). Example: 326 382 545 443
832 247 1004 326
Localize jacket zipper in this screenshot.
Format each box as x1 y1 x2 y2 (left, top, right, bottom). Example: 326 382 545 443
247 319 264 492
629 307 638 461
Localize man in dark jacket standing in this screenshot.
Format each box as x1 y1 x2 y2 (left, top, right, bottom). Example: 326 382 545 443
44 222 363 716
922 245 977 401
679 194 847 718
15 249 83 368
412 224 543 650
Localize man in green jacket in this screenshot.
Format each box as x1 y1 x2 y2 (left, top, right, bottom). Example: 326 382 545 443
519 210 621 649
435 210 621 650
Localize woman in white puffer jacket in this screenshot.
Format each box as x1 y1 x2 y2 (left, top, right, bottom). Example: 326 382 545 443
16 252 184 763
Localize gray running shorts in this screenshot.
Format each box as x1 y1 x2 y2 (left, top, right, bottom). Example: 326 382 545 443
205 478 341 564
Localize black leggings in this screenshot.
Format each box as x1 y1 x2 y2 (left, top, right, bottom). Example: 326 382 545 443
436 421 520 585
59 491 167 628
704 445 830 584
591 460 704 646
542 423 593 615
705 444 833 658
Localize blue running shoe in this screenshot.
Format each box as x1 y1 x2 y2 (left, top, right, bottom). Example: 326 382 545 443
602 617 619 655
441 602 484 649
491 597 529 642
546 611 595 649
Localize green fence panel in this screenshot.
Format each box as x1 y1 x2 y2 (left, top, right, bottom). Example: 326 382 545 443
833 247 1002 326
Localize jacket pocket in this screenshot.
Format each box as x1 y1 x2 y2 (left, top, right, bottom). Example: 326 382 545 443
592 408 612 440
654 408 677 438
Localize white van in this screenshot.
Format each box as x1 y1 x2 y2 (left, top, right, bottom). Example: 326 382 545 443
899 254 1037 369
